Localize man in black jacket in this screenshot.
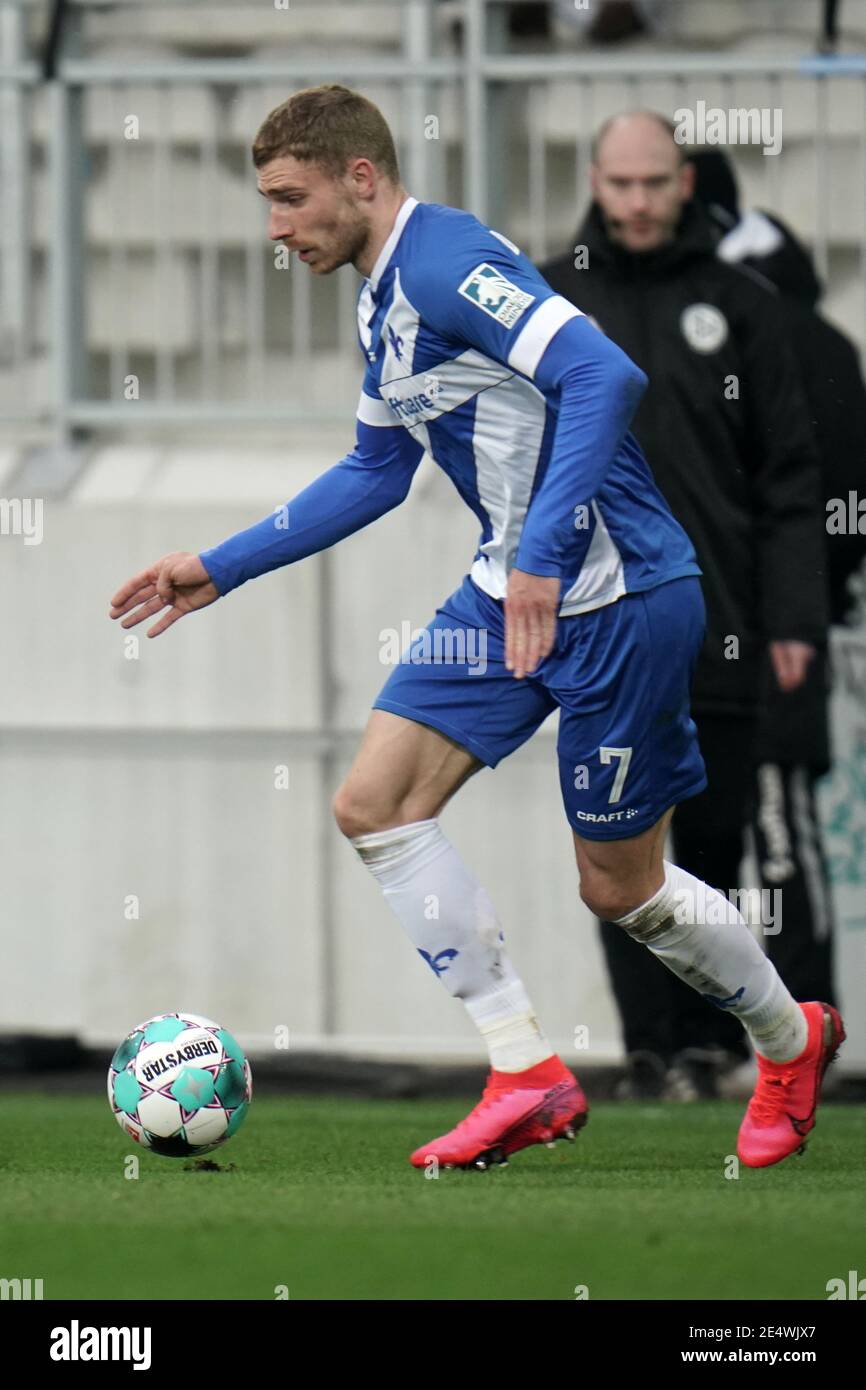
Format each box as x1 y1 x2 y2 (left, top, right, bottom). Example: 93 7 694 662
692 147 866 631
540 111 832 1097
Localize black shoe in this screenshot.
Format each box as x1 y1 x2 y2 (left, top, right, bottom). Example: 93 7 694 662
666 1046 729 1101
614 1049 668 1100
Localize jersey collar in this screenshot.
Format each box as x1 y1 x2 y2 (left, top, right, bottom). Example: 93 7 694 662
366 195 419 294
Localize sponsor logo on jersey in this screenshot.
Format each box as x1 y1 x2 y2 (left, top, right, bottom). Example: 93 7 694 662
386 391 436 422
574 808 639 823
680 302 729 354
457 262 535 327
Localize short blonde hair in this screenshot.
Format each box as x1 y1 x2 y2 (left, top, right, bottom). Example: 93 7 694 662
253 83 400 183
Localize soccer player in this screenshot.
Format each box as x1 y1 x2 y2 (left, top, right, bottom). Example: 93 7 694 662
109 85 844 1172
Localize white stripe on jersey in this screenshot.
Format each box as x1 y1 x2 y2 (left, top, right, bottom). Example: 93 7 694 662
357 381 433 452
379 349 513 425
380 268 423 383
469 375 548 599
368 197 419 291
507 296 584 380
356 390 396 427
357 281 375 358
559 500 626 614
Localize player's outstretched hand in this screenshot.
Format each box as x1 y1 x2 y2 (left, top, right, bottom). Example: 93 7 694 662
109 551 220 638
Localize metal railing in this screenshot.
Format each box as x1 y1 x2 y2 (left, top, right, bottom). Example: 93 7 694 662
2 0 866 435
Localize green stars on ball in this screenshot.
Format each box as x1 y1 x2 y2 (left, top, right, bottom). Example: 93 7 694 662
143 1016 190 1045
170 1067 216 1111
113 1069 142 1116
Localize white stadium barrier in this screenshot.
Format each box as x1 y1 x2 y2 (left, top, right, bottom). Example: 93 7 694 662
1 0 864 1068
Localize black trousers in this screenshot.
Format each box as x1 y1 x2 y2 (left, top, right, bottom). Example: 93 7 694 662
597 713 837 1067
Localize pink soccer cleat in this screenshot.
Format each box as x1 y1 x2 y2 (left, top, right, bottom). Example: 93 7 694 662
409 1056 589 1171
737 1001 845 1168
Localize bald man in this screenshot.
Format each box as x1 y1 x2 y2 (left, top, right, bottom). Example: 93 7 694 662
540 112 834 1100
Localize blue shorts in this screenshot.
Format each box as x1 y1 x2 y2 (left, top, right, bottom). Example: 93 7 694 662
372 573 708 840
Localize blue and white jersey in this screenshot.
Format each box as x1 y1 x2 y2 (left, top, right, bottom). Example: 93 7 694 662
353 196 700 616
199 196 701 608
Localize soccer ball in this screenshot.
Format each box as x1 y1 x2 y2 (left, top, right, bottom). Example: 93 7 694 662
107 1011 252 1157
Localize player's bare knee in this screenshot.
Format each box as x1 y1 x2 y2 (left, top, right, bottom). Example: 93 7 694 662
332 784 400 839
579 870 645 923
332 786 377 839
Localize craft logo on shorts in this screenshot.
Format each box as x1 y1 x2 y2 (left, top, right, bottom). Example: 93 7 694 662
680 303 729 354
458 263 535 328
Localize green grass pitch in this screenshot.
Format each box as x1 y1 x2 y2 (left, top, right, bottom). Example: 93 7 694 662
2 1093 864 1300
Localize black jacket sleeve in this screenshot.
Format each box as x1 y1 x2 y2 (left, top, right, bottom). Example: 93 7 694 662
739 289 830 647
790 304 866 625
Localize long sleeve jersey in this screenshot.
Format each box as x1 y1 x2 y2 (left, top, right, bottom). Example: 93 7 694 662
199 196 701 614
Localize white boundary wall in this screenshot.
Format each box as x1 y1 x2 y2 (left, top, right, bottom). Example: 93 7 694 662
1 442 864 1069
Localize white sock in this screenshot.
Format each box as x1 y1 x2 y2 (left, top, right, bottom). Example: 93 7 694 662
350 819 553 1072
612 860 808 1063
